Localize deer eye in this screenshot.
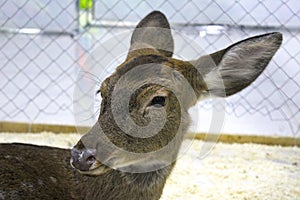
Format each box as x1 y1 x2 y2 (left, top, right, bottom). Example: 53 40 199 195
149 96 166 108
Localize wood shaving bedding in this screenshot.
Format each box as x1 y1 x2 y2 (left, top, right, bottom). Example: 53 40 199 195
162 140 300 200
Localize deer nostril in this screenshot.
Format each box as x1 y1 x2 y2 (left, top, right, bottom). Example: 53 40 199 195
86 155 96 164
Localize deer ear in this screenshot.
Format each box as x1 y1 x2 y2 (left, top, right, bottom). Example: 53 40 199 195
192 32 282 97
127 11 174 59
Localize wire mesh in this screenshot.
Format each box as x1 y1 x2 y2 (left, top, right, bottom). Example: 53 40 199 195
0 0 299 137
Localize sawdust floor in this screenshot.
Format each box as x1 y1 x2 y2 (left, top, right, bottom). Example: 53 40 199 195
0 132 299 200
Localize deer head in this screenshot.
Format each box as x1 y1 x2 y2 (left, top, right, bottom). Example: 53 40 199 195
71 11 282 175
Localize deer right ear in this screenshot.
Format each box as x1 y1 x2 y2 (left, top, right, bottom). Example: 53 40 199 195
127 11 174 59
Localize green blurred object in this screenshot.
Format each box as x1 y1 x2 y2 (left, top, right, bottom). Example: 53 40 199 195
79 0 93 10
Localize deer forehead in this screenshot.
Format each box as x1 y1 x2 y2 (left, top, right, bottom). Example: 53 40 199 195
99 54 193 97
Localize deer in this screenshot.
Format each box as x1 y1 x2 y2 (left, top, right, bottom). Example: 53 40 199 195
0 11 282 200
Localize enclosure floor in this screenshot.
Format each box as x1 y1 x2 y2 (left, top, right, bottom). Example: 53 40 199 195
0 132 299 200
162 140 300 200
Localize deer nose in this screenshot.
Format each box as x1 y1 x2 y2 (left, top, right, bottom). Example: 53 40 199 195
71 147 97 171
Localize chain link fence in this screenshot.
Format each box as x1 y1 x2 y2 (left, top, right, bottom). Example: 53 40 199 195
0 0 299 137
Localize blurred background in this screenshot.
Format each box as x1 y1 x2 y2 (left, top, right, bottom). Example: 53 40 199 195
0 0 299 138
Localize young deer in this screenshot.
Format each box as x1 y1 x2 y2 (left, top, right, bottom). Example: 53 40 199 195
0 11 282 200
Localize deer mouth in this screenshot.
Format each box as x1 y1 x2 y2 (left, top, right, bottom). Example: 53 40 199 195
83 161 111 176
70 157 111 175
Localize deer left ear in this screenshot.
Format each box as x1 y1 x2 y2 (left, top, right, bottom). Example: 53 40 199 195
191 32 283 97
128 11 174 59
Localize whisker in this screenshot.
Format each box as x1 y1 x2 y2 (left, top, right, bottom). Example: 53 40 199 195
79 70 103 83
